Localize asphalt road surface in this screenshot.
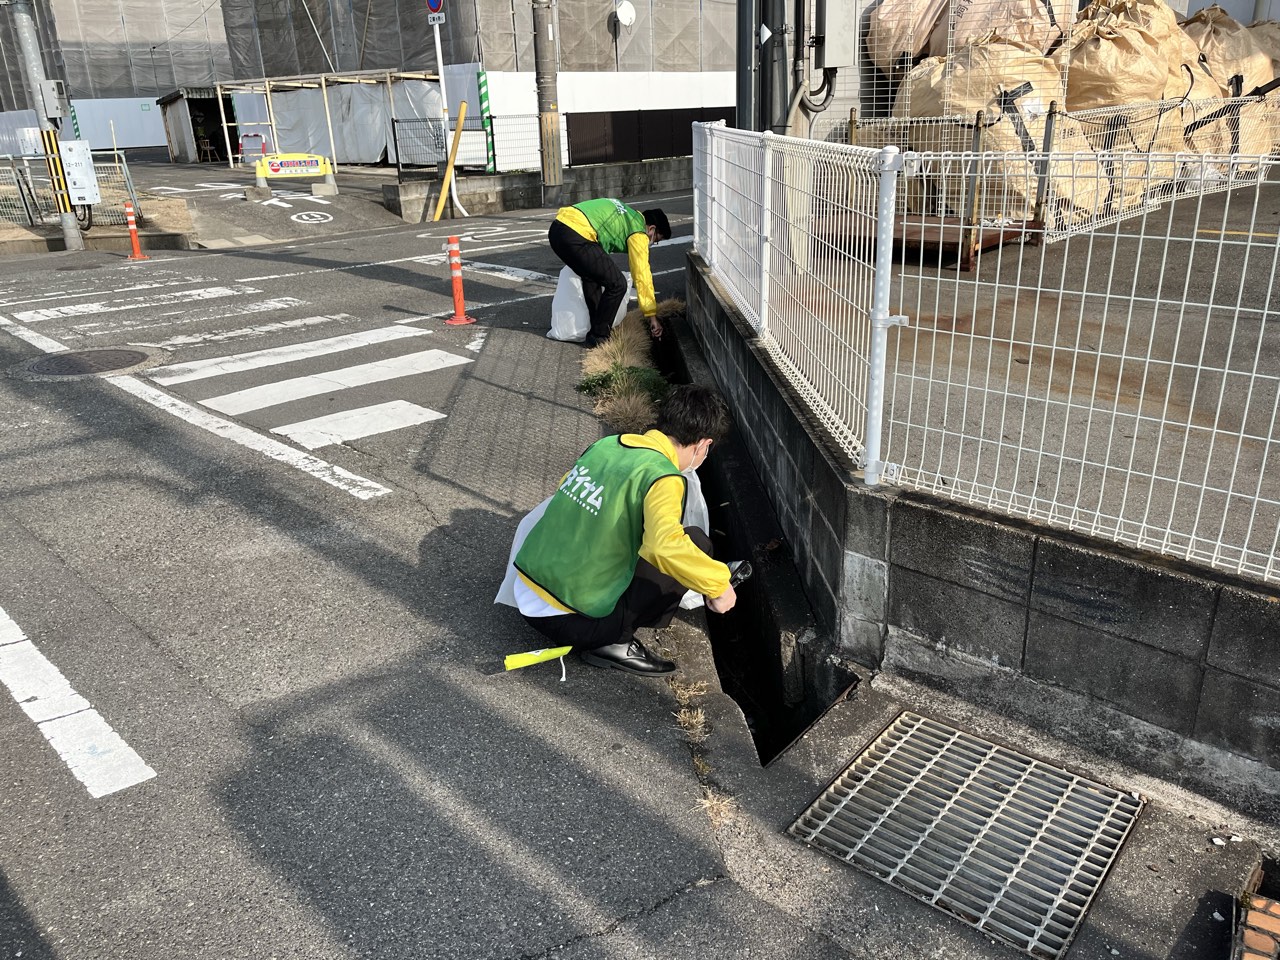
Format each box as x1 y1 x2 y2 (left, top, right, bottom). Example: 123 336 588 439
0 197 801 960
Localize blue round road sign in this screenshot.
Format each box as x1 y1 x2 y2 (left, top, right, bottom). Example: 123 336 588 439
426 0 444 13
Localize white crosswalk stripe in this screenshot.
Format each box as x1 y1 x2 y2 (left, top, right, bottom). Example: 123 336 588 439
149 325 432 385
272 400 445 449
202 348 472 415
144 323 475 450
14 285 263 323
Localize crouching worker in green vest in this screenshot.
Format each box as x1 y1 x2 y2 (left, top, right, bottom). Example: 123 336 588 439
548 198 671 347
510 385 738 675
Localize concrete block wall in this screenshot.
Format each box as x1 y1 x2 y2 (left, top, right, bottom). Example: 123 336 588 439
686 253 1280 771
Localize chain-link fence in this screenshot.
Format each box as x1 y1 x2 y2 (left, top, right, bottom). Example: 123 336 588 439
0 151 142 228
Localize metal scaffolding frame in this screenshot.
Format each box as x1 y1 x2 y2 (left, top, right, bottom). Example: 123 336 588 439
215 68 438 169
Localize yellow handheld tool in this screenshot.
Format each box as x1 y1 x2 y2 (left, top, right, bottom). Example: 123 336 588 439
503 646 572 672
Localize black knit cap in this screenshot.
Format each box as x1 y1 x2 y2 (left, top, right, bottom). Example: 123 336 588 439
643 208 671 241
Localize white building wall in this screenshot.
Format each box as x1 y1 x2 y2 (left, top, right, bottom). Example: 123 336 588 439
70 98 167 149
480 71 735 117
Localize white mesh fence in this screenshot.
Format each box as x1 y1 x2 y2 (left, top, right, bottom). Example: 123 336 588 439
698 118 1280 585
888 154 1280 584
694 122 889 462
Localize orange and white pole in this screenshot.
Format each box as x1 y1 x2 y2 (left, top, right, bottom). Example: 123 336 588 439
124 201 148 261
445 235 475 325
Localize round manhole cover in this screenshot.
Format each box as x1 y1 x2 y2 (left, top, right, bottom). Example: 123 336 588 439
27 349 150 377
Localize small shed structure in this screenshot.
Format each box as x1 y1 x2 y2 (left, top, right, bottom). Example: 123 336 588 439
158 87 238 163
215 70 442 167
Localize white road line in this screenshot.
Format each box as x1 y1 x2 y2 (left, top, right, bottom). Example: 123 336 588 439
0 316 68 352
149 325 432 385
0 319 393 500
108 376 393 499
239 254 439 283
203 348 473 415
462 262 557 284
14 285 263 323
0 606 156 799
76 298 307 339
0 276 217 310
132 313 356 349
271 400 445 449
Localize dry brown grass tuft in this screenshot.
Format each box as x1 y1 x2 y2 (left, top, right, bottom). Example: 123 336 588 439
674 706 710 745
695 786 736 828
654 297 686 322
610 315 652 367
692 754 713 779
595 389 657 434
580 341 622 378
668 678 709 707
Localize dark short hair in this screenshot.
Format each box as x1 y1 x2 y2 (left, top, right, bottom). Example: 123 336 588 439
643 208 671 241
656 384 730 446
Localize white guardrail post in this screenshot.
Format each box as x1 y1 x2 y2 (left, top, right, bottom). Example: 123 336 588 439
758 130 774 335
863 145 909 487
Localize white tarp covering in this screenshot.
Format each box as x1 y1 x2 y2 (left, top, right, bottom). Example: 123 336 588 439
231 79 442 164
0 109 40 154
220 0 735 78
70 98 167 148
49 0 233 99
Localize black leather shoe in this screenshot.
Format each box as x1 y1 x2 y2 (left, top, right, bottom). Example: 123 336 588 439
582 334 608 348
580 638 676 675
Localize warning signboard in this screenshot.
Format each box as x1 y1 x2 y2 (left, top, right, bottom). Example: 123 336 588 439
426 0 444 12
254 153 333 179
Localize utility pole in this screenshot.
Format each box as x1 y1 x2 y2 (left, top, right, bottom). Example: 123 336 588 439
2 0 83 251
531 0 563 206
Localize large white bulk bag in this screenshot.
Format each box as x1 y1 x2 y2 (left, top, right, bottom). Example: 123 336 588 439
546 267 633 342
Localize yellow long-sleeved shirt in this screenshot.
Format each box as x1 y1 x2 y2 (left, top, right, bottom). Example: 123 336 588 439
555 206 659 319
518 430 729 614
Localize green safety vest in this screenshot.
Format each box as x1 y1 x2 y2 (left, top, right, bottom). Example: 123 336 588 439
573 198 647 255
515 435 684 618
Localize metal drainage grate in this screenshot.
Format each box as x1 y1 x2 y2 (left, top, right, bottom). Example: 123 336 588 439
789 712 1143 960
27 349 149 377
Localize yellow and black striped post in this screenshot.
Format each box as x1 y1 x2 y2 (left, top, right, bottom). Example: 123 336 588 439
40 128 73 215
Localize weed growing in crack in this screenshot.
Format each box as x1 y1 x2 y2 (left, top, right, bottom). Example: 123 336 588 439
695 786 736 828
674 706 710 745
668 678 709 707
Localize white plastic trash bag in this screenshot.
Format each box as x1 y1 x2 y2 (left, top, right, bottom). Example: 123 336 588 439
679 468 712 610
547 267 633 342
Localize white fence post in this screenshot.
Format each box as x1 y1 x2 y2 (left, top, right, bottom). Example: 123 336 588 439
758 131 774 335
863 145 909 487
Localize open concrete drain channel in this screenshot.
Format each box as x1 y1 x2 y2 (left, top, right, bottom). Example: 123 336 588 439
789 712 1143 959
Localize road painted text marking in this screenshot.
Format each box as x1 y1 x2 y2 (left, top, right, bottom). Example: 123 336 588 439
0 605 156 798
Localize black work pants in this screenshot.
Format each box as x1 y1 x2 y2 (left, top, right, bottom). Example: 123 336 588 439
548 219 628 340
522 527 714 651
